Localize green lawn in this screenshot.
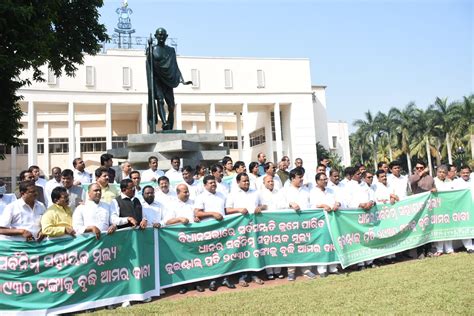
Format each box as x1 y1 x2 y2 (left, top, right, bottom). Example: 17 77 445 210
92 253 474 314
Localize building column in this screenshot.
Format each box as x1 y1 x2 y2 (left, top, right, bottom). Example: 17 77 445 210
43 122 50 173
27 101 37 166
274 103 283 160
204 112 210 133
242 103 250 162
68 102 76 165
10 146 16 192
75 122 81 157
192 121 198 133
209 103 216 133
176 103 183 130
106 102 112 149
141 102 148 134
236 111 243 160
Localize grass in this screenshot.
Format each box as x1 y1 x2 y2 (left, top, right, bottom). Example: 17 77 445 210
91 253 474 315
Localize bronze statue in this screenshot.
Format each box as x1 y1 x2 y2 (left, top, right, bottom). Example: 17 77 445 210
146 28 191 132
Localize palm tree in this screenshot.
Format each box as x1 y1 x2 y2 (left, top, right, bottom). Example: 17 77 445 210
430 97 459 164
375 111 395 161
410 108 439 175
389 103 421 173
353 110 380 168
451 94 474 160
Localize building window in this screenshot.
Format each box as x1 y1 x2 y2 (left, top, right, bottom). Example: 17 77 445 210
37 138 44 154
191 69 200 88
49 138 69 153
224 69 233 88
270 111 283 141
80 137 106 153
122 67 132 88
223 136 243 150
47 68 57 85
112 136 128 149
332 136 337 149
0 139 44 155
85 65 95 87
257 69 265 88
249 128 266 147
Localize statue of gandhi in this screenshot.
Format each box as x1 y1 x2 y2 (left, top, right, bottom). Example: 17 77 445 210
146 28 192 132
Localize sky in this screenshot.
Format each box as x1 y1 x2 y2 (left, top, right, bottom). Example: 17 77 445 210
99 0 473 131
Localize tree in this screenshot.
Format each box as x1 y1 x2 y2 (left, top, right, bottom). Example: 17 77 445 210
353 110 380 168
0 1 108 159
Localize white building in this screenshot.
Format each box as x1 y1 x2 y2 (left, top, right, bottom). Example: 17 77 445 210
0 49 350 188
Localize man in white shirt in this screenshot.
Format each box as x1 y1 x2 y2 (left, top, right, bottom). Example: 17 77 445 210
141 185 163 228
256 162 283 191
72 157 92 185
179 166 203 201
210 164 230 197
374 170 399 204
226 172 265 287
283 167 317 281
73 183 117 239
141 156 164 183
163 183 204 294
310 172 341 277
307 164 327 190
154 176 177 211
258 175 286 212
194 175 235 291
443 165 474 254
0 181 46 241
115 161 132 183
45 167 62 207
360 171 376 202
164 156 183 183
61 169 83 212
387 161 408 200
327 169 346 207
29 165 48 202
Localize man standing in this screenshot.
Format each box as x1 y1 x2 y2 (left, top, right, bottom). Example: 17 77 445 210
165 156 183 183
0 179 16 215
446 164 457 181
194 175 235 291
180 166 203 200
17 170 46 205
0 181 45 241
453 166 474 254
374 170 399 204
45 167 62 207
111 179 147 229
310 172 340 277
155 176 177 211
115 161 133 183
41 187 75 238
387 161 408 200
276 159 290 186
100 154 116 184
283 167 317 281
142 156 164 183
141 185 163 229
73 183 117 239
409 160 436 194
95 167 118 204
61 169 83 211
129 171 143 201
226 173 265 287
72 158 92 185
210 164 230 197
28 165 48 202
256 162 283 191
257 152 266 176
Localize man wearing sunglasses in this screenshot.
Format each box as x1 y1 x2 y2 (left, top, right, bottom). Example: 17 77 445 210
409 160 436 195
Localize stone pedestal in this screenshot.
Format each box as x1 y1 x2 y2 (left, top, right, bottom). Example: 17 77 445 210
108 132 228 170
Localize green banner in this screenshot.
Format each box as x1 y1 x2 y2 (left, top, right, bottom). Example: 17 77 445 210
326 189 474 268
0 229 159 314
158 210 338 288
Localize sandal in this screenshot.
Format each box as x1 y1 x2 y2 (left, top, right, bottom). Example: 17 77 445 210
239 280 249 287
433 252 443 257
252 276 264 285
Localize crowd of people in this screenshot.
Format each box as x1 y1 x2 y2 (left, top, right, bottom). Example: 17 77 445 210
0 152 473 307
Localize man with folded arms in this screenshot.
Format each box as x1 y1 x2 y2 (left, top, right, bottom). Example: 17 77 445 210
194 175 235 291
73 183 117 239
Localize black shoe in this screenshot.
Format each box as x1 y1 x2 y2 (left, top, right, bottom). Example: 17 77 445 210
179 287 188 294
368 263 378 269
319 272 329 278
467 249 474 254
222 278 236 289
209 281 218 291
195 285 205 292
357 266 366 271
267 274 275 280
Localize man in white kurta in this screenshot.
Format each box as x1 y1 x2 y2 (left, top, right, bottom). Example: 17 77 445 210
141 185 164 228
154 176 177 212
141 156 165 183
210 164 230 197
164 157 183 183
387 161 408 200
310 172 340 276
255 162 283 191
282 167 316 281
73 183 117 238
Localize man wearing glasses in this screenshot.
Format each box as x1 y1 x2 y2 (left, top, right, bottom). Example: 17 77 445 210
409 160 436 195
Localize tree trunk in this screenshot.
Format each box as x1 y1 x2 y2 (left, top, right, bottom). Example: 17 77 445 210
471 134 474 160
446 133 452 164
406 152 412 174
388 133 393 161
426 136 433 176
